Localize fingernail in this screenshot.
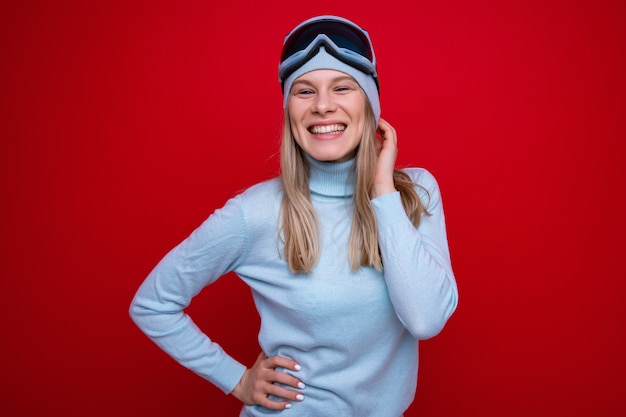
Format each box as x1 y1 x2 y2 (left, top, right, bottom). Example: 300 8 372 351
298 382 306 389
294 364 302 371
285 403 292 409
296 394 305 401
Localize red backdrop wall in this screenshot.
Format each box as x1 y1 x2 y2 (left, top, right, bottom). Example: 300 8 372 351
2 0 625 415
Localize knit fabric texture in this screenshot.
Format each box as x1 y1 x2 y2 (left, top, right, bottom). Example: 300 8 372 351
130 157 458 416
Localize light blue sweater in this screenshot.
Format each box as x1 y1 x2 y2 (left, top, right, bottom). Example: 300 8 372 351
130 157 458 416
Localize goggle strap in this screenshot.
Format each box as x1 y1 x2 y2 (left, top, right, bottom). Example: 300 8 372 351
279 35 378 86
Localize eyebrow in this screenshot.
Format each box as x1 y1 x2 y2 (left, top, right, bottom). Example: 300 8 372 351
292 75 357 87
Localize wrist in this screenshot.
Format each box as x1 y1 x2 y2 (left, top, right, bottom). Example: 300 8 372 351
371 182 397 199
230 369 248 402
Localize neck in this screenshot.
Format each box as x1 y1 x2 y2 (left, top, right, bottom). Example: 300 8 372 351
306 155 355 198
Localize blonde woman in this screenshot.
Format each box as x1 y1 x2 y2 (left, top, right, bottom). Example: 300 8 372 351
130 15 458 417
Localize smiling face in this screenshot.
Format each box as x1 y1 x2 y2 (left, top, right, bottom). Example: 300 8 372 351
287 69 367 163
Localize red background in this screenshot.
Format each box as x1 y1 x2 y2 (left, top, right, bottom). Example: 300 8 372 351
2 0 625 415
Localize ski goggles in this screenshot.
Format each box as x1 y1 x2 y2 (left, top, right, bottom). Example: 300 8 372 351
278 16 379 90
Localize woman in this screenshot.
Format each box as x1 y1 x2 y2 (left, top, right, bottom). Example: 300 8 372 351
130 15 458 416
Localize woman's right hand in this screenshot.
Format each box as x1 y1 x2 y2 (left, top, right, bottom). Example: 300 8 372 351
231 351 305 410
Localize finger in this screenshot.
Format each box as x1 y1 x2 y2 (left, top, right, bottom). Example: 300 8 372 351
263 355 302 373
384 125 397 142
377 121 397 144
377 118 392 133
251 383 303 410
255 395 293 411
265 384 306 403
271 369 306 390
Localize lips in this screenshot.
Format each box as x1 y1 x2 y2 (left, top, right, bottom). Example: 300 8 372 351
308 123 347 135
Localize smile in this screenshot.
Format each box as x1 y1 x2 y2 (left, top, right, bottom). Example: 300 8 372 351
308 124 346 135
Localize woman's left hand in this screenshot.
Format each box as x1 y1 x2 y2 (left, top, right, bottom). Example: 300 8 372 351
372 117 398 198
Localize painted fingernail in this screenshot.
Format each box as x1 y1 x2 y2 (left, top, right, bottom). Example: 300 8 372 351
285 403 292 409
294 364 302 371
298 382 306 389
296 394 305 401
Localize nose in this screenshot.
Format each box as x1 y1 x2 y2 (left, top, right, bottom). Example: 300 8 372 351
312 90 336 115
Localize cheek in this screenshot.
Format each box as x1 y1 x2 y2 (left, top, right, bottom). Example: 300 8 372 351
288 116 299 134
287 104 304 130
288 120 305 148
354 113 366 138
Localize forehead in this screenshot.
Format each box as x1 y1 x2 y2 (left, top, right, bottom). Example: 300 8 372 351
293 69 357 84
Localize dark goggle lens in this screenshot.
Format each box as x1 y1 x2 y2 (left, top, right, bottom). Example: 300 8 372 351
280 20 373 64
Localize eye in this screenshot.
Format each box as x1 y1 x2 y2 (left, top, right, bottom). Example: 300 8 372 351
294 88 314 96
334 83 357 93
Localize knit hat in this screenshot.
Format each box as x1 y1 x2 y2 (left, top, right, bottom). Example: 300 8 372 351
282 47 381 123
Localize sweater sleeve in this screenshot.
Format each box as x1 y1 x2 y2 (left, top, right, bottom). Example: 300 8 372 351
372 169 458 340
129 195 248 394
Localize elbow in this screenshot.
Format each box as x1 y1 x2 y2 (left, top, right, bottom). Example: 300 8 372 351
407 292 458 340
128 296 142 326
408 319 446 340
128 293 153 328
128 296 161 337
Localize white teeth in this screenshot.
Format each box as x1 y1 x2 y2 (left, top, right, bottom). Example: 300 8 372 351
309 124 346 134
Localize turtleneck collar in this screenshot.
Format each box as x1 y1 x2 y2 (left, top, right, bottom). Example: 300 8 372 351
306 155 355 198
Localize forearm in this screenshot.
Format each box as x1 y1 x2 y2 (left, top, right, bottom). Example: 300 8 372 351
129 195 250 392
373 186 458 339
129 257 247 393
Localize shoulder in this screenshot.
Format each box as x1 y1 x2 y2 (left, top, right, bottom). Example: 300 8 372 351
401 167 438 188
401 167 441 195
207 177 282 223
236 177 283 204
229 177 283 226
400 167 443 210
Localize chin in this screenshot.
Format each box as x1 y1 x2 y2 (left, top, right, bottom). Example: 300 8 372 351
310 154 348 163
306 148 356 163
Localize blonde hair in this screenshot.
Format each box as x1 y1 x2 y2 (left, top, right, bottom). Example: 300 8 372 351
279 101 429 273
